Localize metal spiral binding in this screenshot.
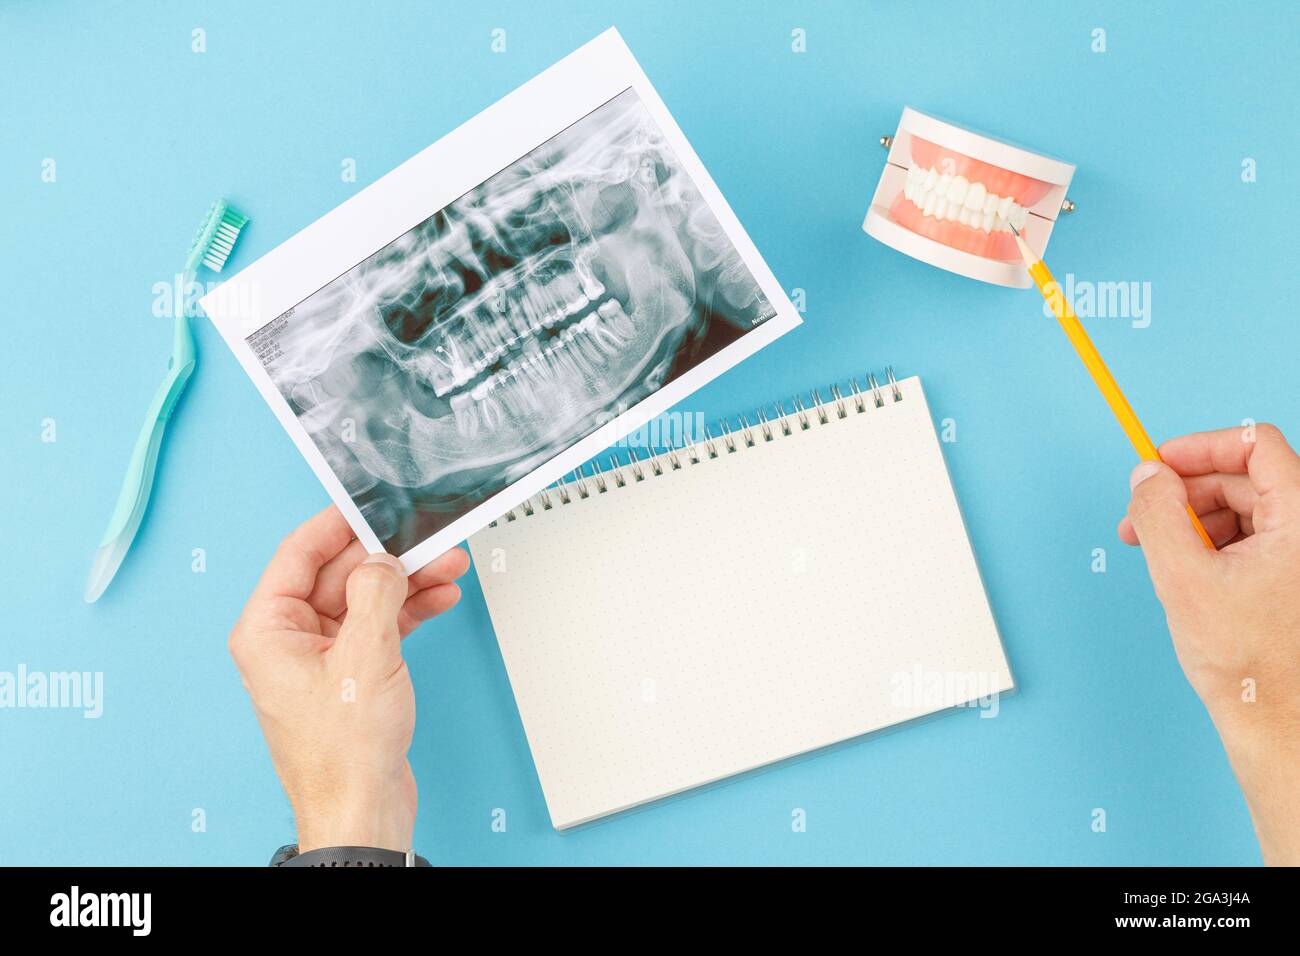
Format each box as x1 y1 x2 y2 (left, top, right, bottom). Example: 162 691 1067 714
487 367 905 525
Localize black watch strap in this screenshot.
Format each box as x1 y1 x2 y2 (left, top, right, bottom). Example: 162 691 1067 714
271 844 432 867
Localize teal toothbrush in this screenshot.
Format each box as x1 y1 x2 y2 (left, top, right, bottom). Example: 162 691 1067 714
84 200 249 603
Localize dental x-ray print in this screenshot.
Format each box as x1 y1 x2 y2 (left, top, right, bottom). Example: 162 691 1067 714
248 89 778 554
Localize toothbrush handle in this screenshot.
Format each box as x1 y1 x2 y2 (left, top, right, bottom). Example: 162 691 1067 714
84 362 197 603
98 362 195 546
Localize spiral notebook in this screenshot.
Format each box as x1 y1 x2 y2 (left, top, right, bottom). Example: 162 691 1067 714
468 371 1013 829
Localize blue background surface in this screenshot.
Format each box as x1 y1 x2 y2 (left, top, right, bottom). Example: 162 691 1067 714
3 1 1297 865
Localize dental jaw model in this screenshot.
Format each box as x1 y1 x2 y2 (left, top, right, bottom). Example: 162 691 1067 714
863 107 1076 288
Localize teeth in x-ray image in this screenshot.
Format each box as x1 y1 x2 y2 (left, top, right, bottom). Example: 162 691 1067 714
252 88 776 554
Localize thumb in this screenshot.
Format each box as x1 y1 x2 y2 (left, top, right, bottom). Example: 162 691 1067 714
1127 460 1211 600
337 553 408 655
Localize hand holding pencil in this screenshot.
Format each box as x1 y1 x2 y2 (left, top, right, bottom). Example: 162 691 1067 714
1114 423 1300 865
1007 223 1216 550
1008 224 1300 861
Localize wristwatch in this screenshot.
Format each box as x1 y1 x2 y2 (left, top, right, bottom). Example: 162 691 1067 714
270 844 432 867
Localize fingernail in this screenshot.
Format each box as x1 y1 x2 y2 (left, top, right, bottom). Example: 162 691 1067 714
363 552 406 575
1130 460 1162 490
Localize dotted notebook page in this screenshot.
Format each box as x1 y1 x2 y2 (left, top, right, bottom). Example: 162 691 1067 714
468 376 1013 829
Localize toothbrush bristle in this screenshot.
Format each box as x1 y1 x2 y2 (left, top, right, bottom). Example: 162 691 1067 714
190 201 249 274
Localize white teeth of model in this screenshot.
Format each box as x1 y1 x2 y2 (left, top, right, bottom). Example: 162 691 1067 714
946 175 969 205
901 167 1033 236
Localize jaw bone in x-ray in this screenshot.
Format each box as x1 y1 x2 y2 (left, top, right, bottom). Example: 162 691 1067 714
254 89 776 553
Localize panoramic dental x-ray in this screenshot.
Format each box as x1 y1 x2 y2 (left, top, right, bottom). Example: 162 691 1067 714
248 89 777 554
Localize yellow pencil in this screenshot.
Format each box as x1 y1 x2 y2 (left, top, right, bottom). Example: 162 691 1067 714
1008 224 1215 550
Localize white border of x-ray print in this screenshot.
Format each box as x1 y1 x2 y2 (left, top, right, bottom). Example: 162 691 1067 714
200 27 802 572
